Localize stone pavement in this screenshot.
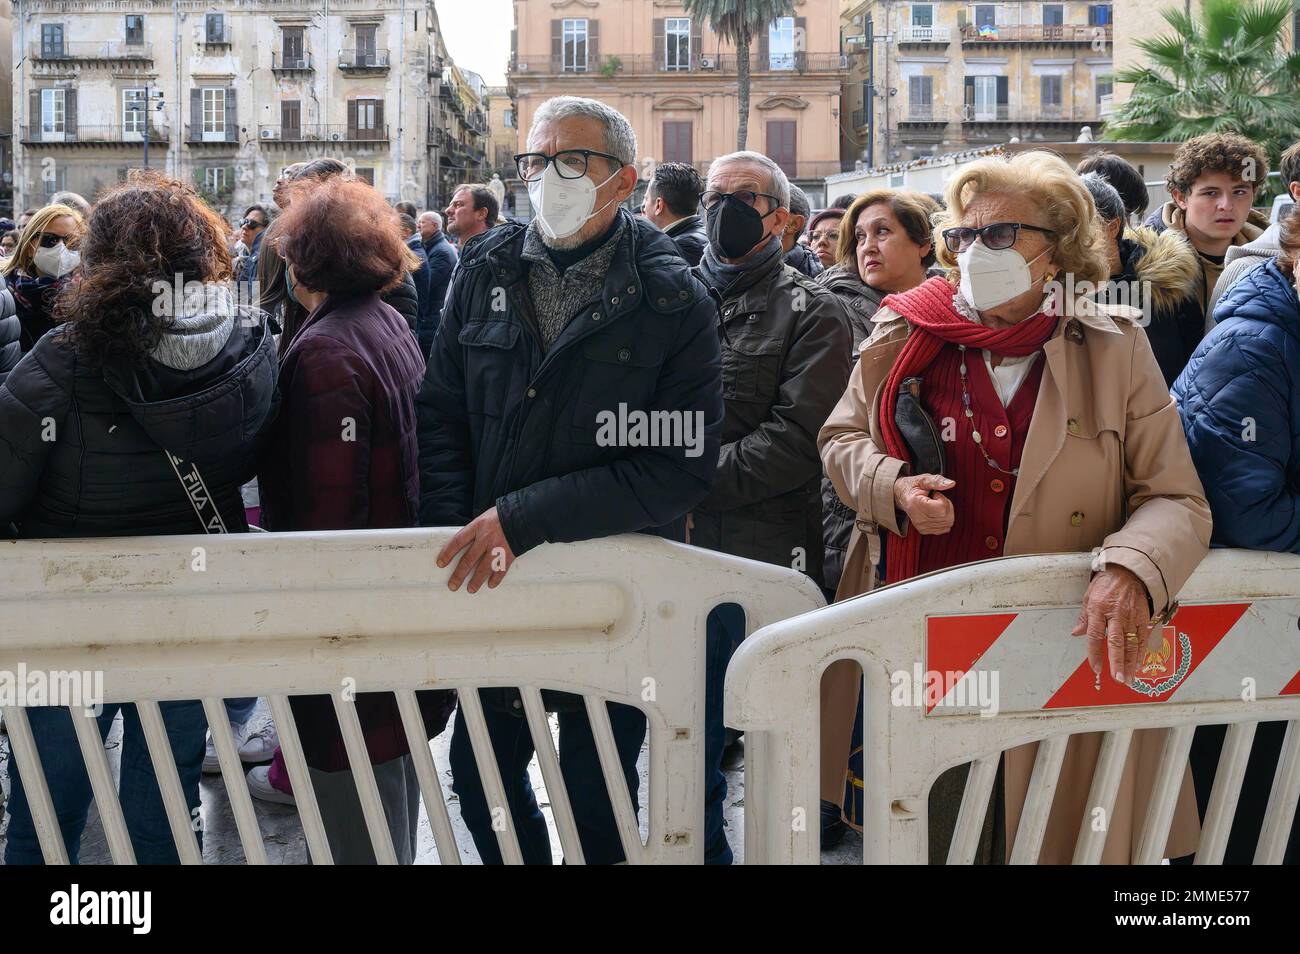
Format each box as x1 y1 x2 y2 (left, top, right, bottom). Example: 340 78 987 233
0 702 861 864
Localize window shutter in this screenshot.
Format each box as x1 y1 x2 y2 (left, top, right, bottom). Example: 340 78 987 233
964 76 975 107
588 19 599 67
795 16 806 69
654 18 665 70
29 89 40 138
996 75 1009 106
375 100 385 136
191 89 202 138
551 19 562 64
65 88 77 138
225 87 237 142
757 24 768 69
347 100 359 138
691 22 702 69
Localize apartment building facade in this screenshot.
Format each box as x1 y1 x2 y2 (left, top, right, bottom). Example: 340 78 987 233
12 0 487 217
485 83 516 180
840 0 1115 168
507 0 848 206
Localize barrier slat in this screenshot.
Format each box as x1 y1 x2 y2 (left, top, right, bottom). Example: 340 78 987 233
520 687 586 864
394 690 461 865
457 688 526 864
1195 721 1257 865
201 697 268 864
1255 720 1300 864
135 700 203 864
583 695 644 864
1008 734 1069 864
947 756 999 865
3 706 70 864
1072 728 1134 865
1134 724 1196 864
330 694 399 865
267 695 333 865
69 706 136 865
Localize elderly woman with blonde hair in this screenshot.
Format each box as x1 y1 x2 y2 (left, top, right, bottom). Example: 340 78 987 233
818 150 1212 862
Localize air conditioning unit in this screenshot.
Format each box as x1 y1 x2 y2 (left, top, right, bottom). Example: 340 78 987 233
699 56 715 69
260 128 275 139
331 132 343 142
518 63 528 72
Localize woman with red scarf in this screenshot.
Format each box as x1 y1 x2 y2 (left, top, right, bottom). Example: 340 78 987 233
818 151 1212 863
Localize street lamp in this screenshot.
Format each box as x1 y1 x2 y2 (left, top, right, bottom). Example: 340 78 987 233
126 83 166 169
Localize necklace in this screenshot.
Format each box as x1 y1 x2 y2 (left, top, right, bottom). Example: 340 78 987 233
957 345 1020 478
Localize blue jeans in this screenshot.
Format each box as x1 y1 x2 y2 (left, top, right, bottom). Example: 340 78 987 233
448 695 646 864
704 603 745 865
224 697 257 725
3 701 207 865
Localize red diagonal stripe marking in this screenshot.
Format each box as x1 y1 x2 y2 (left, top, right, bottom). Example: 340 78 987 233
1044 602 1250 709
925 613 1017 712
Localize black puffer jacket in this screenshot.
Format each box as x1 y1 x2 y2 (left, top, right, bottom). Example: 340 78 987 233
381 271 421 336
664 214 708 267
692 250 851 588
0 286 19 382
7 271 72 355
0 305 278 538
815 262 885 593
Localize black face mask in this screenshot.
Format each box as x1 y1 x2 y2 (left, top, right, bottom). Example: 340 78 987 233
707 194 775 260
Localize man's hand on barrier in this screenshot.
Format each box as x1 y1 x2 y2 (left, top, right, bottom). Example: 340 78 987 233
1070 565 1155 685
893 474 957 535
438 507 517 594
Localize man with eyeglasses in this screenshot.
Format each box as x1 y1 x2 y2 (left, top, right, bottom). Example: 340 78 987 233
781 185 822 277
416 95 724 865
690 151 851 865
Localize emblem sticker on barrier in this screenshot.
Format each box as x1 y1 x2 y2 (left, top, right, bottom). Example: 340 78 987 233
922 599 1300 716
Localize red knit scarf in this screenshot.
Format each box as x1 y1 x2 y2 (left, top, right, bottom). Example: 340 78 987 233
878 276 1059 584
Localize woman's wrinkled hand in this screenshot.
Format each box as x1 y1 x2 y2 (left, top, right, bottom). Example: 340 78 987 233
893 474 957 535
1071 565 1156 685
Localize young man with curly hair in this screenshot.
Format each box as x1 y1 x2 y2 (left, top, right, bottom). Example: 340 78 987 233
1142 132 1271 383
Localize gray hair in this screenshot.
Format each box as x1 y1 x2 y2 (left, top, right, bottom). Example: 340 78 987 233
1080 172 1125 223
49 190 91 218
528 96 637 167
707 151 791 209
787 184 812 220
419 210 443 228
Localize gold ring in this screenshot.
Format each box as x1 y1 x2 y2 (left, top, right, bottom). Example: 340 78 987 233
1125 633 1139 643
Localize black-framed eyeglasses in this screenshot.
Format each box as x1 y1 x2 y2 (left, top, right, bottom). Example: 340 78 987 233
699 190 781 212
514 149 626 182
941 221 1054 253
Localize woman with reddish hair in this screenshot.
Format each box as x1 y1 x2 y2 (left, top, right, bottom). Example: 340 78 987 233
255 176 454 863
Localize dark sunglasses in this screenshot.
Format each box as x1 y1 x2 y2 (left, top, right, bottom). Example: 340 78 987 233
37 232 68 248
240 218 263 229
941 221 1054 253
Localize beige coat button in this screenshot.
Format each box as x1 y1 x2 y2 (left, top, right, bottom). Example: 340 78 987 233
1067 418 1080 435
1070 511 1084 527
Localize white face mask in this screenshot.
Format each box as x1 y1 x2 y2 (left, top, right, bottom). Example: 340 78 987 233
958 240 1051 311
527 161 620 241
32 242 80 279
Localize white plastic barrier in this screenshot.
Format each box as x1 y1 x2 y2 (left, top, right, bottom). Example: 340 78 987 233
0 529 824 864
726 550 1300 864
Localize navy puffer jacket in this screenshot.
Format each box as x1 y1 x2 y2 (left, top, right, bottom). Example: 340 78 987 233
1172 258 1300 552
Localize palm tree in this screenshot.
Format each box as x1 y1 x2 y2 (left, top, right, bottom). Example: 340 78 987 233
683 0 795 151
1104 0 1300 163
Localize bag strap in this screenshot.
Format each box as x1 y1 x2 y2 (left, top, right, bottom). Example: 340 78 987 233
164 450 228 534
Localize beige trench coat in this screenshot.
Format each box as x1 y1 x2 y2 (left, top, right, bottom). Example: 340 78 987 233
817 294 1212 863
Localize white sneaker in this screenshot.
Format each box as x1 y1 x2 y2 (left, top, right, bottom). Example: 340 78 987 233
246 765 295 805
202 733 224 775
237 720 279 764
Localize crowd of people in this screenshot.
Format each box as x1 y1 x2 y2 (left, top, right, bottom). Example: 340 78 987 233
0 93 1297 865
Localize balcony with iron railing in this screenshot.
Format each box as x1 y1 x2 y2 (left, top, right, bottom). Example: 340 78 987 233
959 23 1112 44
256 124 390 144
338 49 390 72
21 123 170 145
31 40 153 62
202 23 233 47
899 105 944 123
897 26 953 44
960 103 1104 123
515 51 847 77
272 51 313 73
184 123 240 145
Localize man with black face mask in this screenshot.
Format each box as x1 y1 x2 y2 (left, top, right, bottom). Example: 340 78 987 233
690 151 851 864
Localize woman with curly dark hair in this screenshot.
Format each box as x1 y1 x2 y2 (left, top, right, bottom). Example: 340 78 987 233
0 170 278 864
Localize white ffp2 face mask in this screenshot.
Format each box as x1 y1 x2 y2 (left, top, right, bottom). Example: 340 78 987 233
528 161 620 241
32 242 80 279
958 240 1050 311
